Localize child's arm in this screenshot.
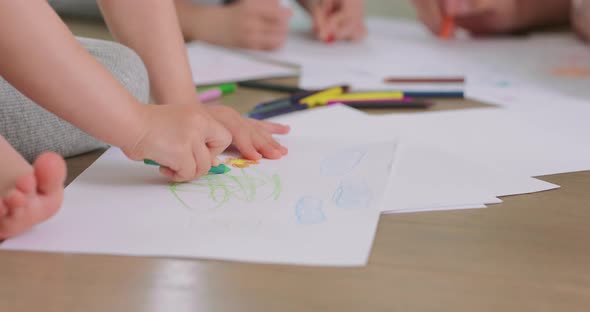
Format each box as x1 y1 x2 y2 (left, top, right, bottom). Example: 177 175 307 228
98 0 196 105
0 0 144 149
0 0 231 181
98 0 291 160
412 0 570 36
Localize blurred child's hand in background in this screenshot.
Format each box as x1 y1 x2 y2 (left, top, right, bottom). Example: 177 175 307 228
302 0 367 42
177 0 292 51
412 0 570 36
573 0 590 41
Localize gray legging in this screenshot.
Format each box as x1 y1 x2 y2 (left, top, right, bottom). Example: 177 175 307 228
0 37 149 162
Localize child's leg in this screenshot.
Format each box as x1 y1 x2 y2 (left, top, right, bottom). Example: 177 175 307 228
0 37 149 162
0 135 66 239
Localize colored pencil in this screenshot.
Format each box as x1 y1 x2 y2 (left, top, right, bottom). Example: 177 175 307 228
143 161 231 175
309 92 404 105
384 77 465 84
402 91 464 98
238 80 305 93
328 99 433 109
439 15 455 39
248 104 308 120
251 90 317 112
299 85 349 107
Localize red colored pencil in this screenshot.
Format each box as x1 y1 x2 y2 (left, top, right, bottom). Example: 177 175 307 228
440 16 455 39
384 77 465 84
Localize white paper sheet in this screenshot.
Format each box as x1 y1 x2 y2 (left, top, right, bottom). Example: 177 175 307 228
381 204 488 214
2 138 397 267
270 106 559 212
369 109 590 177
186 42 297 86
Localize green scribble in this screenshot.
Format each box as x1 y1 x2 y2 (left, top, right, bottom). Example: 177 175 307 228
168 166 282 210
271 174 282 200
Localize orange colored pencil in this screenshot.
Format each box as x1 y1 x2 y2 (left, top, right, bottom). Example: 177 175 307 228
439 15 455 39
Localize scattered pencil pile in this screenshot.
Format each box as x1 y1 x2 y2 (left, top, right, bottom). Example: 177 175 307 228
245 79 466 120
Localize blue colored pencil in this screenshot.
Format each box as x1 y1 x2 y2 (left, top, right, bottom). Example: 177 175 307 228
248 104 308 120
402 91 464 98
251 91 316 112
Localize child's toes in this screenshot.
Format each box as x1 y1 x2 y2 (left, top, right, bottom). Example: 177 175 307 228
0 201 7 218
34 152 67 195
15 173 36 195
3 189 27 211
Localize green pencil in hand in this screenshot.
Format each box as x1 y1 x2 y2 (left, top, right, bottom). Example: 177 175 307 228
143 159 231 175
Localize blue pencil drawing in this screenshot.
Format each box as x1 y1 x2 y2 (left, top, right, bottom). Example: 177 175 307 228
332 177 373 209
295 196 326 224
320 149 367 176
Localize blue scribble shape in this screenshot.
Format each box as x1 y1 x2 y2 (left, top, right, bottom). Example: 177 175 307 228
332 177 373 209
295 196 326 224
320 149 367 176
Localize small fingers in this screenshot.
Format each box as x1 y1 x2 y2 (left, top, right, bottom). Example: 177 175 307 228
454 10 510 34
193 143 213 178
0 201 7 218
249 19 289 50
412 0 445 34
255 32 288 51
350 23 367 42
334 17 361 41
321 11 347 41
206 126 232 160
258 5 292 24
250 119 291 135
164 150 197 183
159 167 176 181
14 174 36 195
445 0 495 16
266 134 288 155
234 132 263 160
311 3 327 38
254 134 285 160
313 0 340 40
3 189 27 213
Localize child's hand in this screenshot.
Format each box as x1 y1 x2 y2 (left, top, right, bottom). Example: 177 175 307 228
573 0 590 41
303 0 367 42
123 105 232 182
412 0 569 36
179 0 292 51
206 105 290 160
412 0 525 35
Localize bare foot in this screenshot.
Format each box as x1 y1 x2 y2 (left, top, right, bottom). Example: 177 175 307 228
0 152 66 239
